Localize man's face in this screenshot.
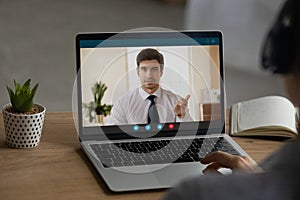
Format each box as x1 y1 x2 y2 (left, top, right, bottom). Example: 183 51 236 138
137 59 163 92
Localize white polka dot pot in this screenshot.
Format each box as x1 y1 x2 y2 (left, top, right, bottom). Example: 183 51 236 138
2 104 46 148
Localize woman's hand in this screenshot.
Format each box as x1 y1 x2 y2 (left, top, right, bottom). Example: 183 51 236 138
200 151 260 174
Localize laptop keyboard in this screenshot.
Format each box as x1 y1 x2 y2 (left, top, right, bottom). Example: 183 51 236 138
90 137 240 168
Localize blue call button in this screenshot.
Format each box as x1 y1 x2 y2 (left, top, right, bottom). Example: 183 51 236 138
133 125 139 131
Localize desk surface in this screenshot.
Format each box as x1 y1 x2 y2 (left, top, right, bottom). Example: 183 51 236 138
0 112 285 200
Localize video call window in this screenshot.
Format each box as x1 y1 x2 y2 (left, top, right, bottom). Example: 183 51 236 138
80 45 221 127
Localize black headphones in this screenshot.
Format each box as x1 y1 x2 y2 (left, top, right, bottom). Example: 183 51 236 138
261 0 297 74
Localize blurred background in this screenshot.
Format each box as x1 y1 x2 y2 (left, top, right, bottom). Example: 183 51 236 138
0 0 287 111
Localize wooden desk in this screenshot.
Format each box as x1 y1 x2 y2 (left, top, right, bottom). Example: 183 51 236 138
0 113 285 200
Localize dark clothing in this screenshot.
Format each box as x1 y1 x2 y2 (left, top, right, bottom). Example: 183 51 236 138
163 140 300 200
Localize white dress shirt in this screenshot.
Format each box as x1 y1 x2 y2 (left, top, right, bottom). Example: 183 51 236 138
109 87 193 125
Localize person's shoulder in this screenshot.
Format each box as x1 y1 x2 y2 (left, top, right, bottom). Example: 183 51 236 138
161 88 181 99
162 174 246 200
163 171 290 200
115 88 139 102
260 140 300 171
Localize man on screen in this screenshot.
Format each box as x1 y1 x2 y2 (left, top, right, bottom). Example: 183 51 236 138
109 48 193 125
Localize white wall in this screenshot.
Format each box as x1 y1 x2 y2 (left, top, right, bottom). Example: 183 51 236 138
81 48 128 105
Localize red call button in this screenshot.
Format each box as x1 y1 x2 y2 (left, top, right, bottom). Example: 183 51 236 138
168 123 175 129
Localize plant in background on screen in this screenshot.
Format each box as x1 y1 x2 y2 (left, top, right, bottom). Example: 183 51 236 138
83 81 112 123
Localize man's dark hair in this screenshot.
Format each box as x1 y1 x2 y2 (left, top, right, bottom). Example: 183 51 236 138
136 48 164 69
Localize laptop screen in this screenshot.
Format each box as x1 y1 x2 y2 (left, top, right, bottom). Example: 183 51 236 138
75 31 225 140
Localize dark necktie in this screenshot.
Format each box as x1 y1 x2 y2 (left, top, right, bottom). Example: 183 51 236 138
147 95 160 124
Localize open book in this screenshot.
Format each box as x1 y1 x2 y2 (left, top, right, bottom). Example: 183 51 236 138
230 96 299 138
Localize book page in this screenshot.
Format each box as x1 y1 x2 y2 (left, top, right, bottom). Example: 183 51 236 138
237 96 297 133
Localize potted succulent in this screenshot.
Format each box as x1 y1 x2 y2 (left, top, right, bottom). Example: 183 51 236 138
2 79 46 148
83 81 112 124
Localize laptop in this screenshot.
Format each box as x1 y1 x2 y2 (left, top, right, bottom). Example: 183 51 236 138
74 30 252 192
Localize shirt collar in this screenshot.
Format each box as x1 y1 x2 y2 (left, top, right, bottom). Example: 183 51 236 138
139 87 162 100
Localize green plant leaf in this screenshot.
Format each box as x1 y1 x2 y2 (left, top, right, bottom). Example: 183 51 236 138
91 81 112 115
6 79 39 113
31 83 39 98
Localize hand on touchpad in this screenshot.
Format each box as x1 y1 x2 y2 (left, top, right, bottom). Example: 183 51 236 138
218 168 232 175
